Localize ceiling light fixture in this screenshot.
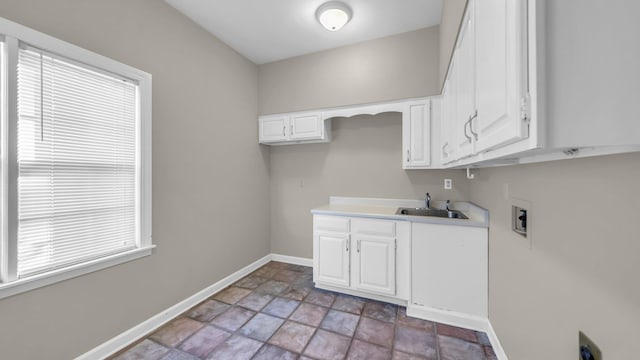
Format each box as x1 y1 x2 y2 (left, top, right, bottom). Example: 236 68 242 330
316 1 352 32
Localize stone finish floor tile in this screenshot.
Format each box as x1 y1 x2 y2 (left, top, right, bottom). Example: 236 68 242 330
477 331 492 345
185 299 229 322
290 302 329 327
178 325 230 358
303 329 351 360
233 275 269 289
268 320 315 353
392 350 430 360
362 300 398 323
347 339 392 360
397 307 435 331
438 335 486 360
149 317 203 347
484 345 498 360
210 307 255 332
113 339 169 360
280 284 312 301
254 280 289 296
394 325 438 359
238 313 284 341
252 266 278 278
262 297 300 318
213 286 251 305
205 335 262 360
236 292 274 312
332 294 367 314
436 323 479 343
320 309 360 337
354 316 395 348
114 262 498 360
272 269 302 282
161 349 199 360
305 289 336 307
252 344 298 360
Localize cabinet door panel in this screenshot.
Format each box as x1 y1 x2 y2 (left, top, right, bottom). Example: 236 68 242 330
259 116 288 142
353 236 395 296
475 0 528 153
454 1 476 160
315 233 350 288
403 101 431 168
290 113 322 140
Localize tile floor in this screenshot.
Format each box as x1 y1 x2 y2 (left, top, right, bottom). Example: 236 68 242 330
111 261 497 360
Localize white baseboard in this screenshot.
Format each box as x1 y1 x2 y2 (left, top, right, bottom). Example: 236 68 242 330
270 253 313 267
76 254 274 360
406 304 489 332
406 305 508 360
78 254 508 360
486 320 509 360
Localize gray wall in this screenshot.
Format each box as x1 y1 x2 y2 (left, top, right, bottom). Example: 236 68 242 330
259 26 441 115
259 26 469 259
470 153 640 359
269 113 471 257
0 1 270 358
439 0 467 85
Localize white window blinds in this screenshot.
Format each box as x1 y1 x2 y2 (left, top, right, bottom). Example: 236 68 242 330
16 46 139 277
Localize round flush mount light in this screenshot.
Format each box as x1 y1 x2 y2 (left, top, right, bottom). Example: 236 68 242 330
316 1 352 31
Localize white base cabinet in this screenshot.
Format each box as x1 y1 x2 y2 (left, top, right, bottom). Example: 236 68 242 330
410 223 488 319
313 215 409 302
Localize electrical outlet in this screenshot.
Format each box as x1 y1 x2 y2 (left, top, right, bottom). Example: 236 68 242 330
579 331 602 360
444 179 452 189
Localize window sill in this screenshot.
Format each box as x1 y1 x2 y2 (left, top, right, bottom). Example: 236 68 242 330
0 246 155 300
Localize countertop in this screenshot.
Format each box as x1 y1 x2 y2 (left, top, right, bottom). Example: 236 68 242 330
311 197 489 228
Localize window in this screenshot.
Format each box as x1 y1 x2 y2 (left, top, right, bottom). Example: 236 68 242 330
0 18 152 298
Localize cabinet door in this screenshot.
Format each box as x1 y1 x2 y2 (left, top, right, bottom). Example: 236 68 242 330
474 0 528 153
453 0 477 160
440 80 455 164
352 235 395 296
314 232 350 288
402 100 431 169
259 115 288 142
290 112 323 140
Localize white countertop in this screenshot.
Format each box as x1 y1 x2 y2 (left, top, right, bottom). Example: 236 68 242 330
311 197 489 228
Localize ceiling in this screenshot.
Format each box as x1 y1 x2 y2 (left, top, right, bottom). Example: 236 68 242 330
165 0 443 65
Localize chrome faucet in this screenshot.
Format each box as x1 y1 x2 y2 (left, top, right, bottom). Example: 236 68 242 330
425 193 431 209
445 200 451 211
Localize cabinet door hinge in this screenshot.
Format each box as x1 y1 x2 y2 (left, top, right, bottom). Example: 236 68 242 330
520 93 531 123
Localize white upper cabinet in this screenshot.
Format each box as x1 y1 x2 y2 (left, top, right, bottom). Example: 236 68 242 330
402 99 431 169
259 111 329 145
259 115 288 143
289 112 323 140
474 0 529 153
436 0 532 166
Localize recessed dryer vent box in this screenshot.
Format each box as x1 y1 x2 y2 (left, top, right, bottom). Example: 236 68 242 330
510 197 532 248
512 206 527 237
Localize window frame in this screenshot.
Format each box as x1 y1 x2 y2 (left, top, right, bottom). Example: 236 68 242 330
0 17 152 299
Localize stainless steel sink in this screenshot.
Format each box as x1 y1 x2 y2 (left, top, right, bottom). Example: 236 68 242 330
396 207 468 219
